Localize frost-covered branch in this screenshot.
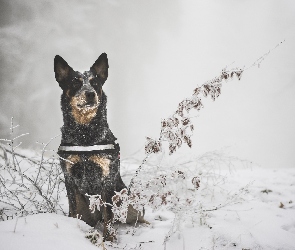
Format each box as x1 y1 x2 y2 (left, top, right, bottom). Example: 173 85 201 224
0 124 66 221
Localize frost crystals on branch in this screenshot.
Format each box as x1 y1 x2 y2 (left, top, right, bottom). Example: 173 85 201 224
111 188 129 223
0 120 65 221
145 67 244 155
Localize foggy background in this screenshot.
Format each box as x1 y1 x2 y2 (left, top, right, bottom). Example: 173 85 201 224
0 0 294 168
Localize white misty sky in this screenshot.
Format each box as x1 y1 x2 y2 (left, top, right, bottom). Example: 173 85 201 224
0 0 294 168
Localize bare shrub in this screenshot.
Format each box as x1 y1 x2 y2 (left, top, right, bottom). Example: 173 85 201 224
0 118 65 220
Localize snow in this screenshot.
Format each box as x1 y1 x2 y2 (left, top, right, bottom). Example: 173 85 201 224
0 214 95 250
1 159 294 250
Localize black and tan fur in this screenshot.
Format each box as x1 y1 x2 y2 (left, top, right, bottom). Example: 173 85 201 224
54 53 143 232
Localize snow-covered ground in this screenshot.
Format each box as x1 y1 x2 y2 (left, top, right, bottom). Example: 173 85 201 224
0 151 294 250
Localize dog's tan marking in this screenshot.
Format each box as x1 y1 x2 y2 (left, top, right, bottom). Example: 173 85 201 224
70 93 99 124
66 155 81 173
89 155 111 176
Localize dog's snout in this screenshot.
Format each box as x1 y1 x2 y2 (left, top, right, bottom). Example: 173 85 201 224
85 91 95 100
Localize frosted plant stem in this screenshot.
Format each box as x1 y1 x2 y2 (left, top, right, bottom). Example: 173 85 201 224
35 134 60 185
0 143 39 165
131 211 140 236
0 175 24 210
0 144 9 167
128 154 150 193
13 217 18 233
10 118 16 171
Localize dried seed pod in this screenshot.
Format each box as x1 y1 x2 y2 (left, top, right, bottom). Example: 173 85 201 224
183 136 192 148
202 85 210 97
112 194 120 204
235 70 243 80
176 137 182 148
145 137 162 154
193 99 203 110
161 119 168 128
193 87 201 95
216 86 221 96
182 118 190 126
169 143 177 155
177 170 185 179
192 176 200 189
221 69 229 80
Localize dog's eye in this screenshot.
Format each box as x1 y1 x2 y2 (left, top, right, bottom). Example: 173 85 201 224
90 80 100 88
72 80 82 89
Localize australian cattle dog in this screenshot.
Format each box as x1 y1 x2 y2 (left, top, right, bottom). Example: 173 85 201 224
54 53 144 238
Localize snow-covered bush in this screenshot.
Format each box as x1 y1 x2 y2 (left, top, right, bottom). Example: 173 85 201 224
0 118 66 220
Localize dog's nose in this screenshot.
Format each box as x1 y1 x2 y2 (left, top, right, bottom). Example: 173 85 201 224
85 91 95 100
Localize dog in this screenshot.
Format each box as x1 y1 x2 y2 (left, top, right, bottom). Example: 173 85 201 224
54 53 144 237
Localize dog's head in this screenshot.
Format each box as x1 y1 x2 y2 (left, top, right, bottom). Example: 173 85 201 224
54 53 109 124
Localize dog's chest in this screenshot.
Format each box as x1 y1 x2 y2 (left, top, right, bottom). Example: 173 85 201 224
65 154 111 177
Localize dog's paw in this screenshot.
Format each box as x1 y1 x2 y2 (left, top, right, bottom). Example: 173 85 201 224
126 205 150 225
85 228 104 246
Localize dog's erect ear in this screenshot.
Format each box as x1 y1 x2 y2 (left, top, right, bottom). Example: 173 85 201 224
54 55 74 87
90 53 109 85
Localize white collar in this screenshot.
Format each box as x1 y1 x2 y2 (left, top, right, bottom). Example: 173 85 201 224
58 144 115 152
